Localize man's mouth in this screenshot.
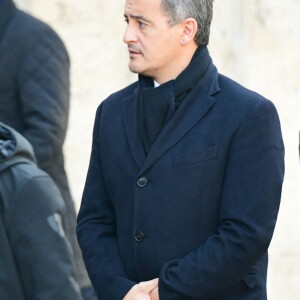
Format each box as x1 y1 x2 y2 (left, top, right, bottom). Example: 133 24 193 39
128 48 142 56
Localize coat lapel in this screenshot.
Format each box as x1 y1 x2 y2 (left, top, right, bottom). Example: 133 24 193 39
138 64 220 176
121 90 146 169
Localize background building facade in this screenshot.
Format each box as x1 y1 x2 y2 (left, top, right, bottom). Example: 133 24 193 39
15 0 300 298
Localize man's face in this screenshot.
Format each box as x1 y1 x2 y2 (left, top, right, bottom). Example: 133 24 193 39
123 0 182 82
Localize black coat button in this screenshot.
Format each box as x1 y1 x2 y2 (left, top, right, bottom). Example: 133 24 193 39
134 232 145 242
137 177 148 187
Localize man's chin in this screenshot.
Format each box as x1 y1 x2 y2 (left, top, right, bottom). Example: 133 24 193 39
128 64 143 75
128 68 139 74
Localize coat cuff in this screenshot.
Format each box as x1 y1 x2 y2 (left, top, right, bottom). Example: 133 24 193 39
93 277 136 300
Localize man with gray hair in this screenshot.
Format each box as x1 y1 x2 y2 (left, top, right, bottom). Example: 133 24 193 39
77 0 284 299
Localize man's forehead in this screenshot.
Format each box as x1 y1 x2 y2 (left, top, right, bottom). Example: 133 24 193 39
125 0 162 4
124 0 162 13
124 12 152 24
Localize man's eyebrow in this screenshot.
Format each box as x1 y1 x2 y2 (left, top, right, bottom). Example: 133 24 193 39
124 13 151 23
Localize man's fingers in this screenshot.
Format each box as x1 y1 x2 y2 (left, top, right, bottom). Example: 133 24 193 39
150 287 160 300
138 278 159 292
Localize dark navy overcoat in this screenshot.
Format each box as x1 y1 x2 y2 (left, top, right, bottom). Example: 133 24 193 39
77 62 284 300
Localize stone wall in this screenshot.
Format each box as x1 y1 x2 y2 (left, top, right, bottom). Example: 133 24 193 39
15 0 300 298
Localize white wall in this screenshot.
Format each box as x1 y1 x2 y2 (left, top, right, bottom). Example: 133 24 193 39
15 0 300 298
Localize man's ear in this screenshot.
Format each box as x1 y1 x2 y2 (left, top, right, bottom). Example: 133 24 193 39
180 18 198 46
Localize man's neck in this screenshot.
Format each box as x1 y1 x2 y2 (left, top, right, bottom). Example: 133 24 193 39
153 44 198 85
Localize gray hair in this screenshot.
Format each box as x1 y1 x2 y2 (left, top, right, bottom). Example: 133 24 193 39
160 0 214 46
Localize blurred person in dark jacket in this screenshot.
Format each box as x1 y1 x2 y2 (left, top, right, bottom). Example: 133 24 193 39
0 1 95 298
0 121 83 300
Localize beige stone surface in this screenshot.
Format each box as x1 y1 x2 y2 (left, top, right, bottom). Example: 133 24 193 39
15 0 300 298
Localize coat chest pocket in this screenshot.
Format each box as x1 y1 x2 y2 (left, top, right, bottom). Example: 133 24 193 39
174 146 217 166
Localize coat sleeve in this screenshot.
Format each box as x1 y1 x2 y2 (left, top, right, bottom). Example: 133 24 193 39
7 175 82 300
17 25 70 170
77 104 136 300
158 99 285 299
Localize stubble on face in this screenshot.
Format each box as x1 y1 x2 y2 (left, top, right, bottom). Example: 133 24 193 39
123 0 182 82
127 45 145 74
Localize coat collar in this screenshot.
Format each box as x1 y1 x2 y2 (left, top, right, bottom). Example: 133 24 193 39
122 89 147 169
122 56 220 175
137 46 212 154
0 0 15 39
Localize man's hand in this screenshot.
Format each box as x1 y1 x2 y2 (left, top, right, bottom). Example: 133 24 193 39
150 287 160 300
123 278 158 300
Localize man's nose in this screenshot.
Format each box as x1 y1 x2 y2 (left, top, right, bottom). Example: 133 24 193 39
123 24 138 44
